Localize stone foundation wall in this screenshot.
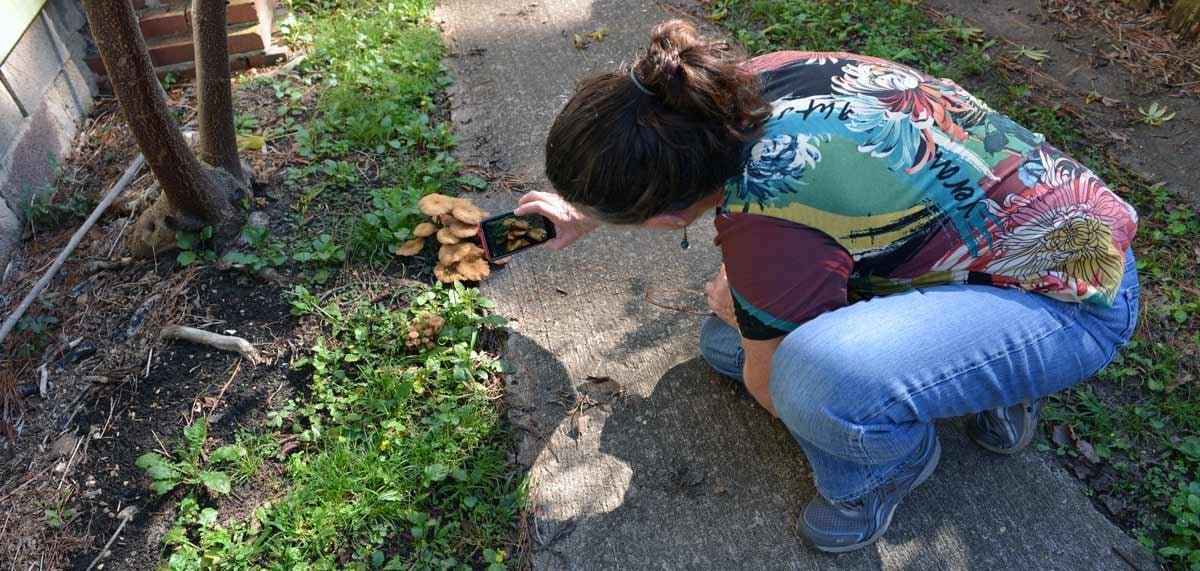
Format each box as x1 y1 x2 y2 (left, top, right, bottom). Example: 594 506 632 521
0 0 97 264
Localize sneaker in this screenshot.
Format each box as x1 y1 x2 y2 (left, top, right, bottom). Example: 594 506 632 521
798 425 941 553
968 399 1044 455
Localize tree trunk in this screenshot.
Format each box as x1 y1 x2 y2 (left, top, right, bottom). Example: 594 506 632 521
80 0 247 258
1168 0 1200 40
193 0 244 181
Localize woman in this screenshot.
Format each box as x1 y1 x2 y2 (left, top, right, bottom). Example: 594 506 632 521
517 21 1139 553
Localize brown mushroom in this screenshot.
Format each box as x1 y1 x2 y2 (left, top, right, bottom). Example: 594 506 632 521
394 238 425 256
433 264 458 283
451 200 486 224
418 194 455 217
413 222 438 238
448 221 479 239
527 228 547 241
456 256 491 281
436 227 462 245
439 242 480 265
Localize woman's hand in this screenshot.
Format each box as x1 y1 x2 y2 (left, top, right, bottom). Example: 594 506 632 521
514 191 598 251
705 264 737 329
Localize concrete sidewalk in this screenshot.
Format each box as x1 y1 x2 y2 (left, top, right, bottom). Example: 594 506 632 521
434 1 1155 568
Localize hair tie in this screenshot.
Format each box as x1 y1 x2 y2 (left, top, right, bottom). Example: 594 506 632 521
629 68 655 96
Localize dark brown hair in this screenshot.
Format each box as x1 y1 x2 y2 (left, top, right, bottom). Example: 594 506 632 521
544 20 770 224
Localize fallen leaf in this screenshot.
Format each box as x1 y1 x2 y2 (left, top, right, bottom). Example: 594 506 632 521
1103 496 1125 515
1051 424 1074 448
1076 439 1101 464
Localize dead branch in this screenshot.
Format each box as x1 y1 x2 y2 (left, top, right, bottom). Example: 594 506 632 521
160 325 261 365
85 506 138 571
0 155 145 351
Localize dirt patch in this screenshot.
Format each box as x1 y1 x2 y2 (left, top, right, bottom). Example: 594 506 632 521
927 0 1200 206
0 70 314 569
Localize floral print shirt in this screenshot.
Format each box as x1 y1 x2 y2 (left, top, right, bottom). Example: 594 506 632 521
717 52 1139 340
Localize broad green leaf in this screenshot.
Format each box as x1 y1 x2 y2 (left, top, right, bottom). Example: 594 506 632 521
176 250 197 267
198 507 219 526
209 445 247 463
151 480 178 495
423 464 449 482
200 471 232 495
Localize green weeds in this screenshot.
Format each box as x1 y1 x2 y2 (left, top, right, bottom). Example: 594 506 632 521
146 284 522 569
714 0 1200 565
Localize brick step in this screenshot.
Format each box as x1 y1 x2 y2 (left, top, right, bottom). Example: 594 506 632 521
94 48 286 94
86 22 266 76
138 0 259 40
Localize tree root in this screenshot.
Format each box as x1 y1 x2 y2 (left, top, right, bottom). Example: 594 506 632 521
160 325 262 365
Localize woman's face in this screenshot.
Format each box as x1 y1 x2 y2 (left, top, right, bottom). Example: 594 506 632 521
640 188 726 230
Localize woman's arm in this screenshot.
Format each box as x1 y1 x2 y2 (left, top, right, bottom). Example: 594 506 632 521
743 337 783 416
706 264 782 415
514 191 599 250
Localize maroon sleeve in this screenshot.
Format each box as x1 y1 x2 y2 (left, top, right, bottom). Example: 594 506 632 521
715 212 853 340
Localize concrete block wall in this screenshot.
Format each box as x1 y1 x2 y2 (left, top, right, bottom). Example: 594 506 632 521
0 0 98 263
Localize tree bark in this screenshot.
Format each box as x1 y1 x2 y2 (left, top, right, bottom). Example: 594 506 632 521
80 0 247 258
193 0 244 181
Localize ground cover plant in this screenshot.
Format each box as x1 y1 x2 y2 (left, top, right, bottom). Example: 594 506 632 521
711 0 1199 566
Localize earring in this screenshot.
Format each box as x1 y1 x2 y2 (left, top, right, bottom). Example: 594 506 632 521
680 226 690 250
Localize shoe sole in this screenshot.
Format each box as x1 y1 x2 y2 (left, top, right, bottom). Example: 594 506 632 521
972 407 1039 456
812 437 942 554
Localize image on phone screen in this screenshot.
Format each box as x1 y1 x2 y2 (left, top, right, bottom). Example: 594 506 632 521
479 211 556 260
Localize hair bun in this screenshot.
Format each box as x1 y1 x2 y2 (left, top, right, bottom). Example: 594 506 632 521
631 20 757 132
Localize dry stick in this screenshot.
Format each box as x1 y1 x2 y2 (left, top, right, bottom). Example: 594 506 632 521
160 325 262 365
0 154 146 350
85 506 138 571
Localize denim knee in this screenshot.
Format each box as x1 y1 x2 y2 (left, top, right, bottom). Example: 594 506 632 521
699 316 744 380
769 330 882 453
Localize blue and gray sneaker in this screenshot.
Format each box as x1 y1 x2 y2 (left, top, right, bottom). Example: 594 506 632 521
968 399 1044 455
798 425 941 553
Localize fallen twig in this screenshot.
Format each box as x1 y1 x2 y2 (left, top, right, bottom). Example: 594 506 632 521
160 325 262 365
0 154 145 351
85 506 138 571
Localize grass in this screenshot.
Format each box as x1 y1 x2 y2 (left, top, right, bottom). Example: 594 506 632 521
132 0 527 568
713 0 1200 567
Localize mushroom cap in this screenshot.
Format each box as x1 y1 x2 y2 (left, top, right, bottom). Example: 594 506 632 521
436 226 462 244
504 218 530 230
451 200 486 224
418 194 455 216
439 242 480 265
456 256 491 281
433 264 458 283
527 228 547 241
394 238 425 256
449 221 479 239
506 227 528 238
413 222 438 238
490 256 512 266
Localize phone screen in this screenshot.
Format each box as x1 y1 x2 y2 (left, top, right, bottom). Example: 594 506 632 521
479 211 556 260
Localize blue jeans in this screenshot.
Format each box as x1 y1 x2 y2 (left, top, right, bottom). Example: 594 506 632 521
699 253 1139 502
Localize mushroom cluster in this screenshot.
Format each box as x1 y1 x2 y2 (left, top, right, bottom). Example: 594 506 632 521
395 193 491 283
403 310 445 351
500 217 548 252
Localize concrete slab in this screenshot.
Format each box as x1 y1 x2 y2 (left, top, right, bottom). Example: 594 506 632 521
435 1 1157 569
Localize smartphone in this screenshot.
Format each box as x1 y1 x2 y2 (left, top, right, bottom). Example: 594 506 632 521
478 211 556 260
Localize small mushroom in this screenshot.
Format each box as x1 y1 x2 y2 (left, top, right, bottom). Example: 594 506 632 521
413 222 438 238
448 221 479 239
436 227 462 245
456 256 492 281
451 200 486 225
418 194 456 217
394 238 425 256
527 228 547 241
439 242 479 265
433 264 458 283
